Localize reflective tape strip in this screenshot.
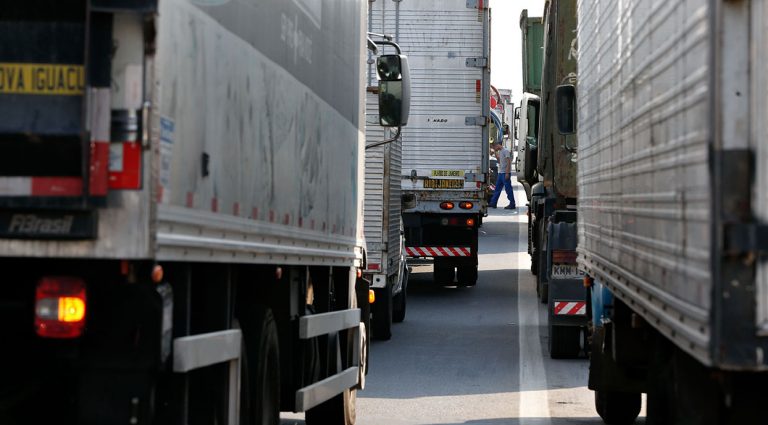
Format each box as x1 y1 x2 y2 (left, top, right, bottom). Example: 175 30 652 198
554 301 587 316
0 177 84 197
406 247 472 257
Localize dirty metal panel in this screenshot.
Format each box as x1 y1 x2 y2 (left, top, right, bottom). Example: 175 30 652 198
577 0 713 364
155 0 365 264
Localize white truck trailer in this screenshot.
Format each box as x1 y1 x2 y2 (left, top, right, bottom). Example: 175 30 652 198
0 1 407 424
571 0 768 423
363 88 408 341
370 0 491 286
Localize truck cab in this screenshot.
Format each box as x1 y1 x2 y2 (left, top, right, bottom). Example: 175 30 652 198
515 92 541 201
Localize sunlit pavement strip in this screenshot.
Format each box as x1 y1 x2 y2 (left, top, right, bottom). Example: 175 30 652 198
514 203 551 423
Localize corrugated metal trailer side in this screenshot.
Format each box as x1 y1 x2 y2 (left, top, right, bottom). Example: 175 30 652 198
578 0 768 369
364 91 389 274
369 0 489 195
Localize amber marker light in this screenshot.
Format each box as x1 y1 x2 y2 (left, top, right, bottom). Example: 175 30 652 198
58 297 86 322
368 289 376 304
151 265 164 283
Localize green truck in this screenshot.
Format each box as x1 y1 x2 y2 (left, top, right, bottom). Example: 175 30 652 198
516 0 586 358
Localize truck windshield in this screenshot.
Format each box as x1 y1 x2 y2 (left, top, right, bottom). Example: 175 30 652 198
527 100 540 147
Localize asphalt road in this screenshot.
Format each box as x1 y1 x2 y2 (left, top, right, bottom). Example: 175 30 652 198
284 183 646 425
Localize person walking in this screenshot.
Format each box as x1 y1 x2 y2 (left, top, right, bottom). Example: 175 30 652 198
489 142 516 210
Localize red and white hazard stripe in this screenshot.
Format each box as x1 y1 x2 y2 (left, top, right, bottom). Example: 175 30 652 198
553 301 587 316
405 246 472 257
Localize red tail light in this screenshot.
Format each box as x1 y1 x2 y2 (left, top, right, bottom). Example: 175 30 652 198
440 202 455 210
552 250 577 264
35 277 87 339
459 202 473 209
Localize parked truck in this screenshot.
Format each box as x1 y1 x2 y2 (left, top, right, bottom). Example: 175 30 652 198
571 0 768 423
515 9 543 203
363 42 409 340
369 0 491 287
0 1 408 424
517 0 588 358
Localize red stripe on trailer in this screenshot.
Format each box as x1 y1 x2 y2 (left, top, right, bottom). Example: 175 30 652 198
233 202 240 216
405 247 472 257
31 178 83 196
554 301 587 316
186 192 194 208
89 88 110 196
211 198 219 212
89 141 110 196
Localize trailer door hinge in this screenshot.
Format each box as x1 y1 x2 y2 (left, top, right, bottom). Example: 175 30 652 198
465 116 487 126
466 57 488 68
724 223 768 254
466 0 488 9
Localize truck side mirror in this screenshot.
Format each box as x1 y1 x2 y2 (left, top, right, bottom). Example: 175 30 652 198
555 85 576 135
377 54 411 127
514 106 521 140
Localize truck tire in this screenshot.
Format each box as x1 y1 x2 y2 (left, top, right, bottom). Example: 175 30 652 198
392 268 408 323
372 284 392 341
529 214 538 275
239 306 280 425
594 390 641 425
306 389 356 425
457 264 478 287
548 323 581 359
536 219 548 304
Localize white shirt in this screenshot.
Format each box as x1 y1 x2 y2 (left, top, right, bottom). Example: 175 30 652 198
498 147 511 174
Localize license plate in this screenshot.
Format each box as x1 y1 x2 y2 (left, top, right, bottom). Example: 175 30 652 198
551 264 585 279
423 178 463 189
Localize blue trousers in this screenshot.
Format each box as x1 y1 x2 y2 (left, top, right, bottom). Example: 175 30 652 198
490 173 515 207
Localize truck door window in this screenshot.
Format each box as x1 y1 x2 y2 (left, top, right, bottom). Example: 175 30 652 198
527 101 540 147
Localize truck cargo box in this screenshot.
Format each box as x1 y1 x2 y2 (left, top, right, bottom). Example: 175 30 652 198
578 0 768 370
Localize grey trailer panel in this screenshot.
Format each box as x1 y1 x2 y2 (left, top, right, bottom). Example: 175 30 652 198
577 0 713 363
756 1 768 335
154 0 366 266
364 89 403 275
364 91 388 272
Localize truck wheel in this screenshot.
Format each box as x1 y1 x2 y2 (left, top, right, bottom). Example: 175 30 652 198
306 389 356 425
372 285 392 341
595 390 641 425
548 323 581 359
392 268 408 323
240 306 280 425
457 264 478 287
529 215 538 275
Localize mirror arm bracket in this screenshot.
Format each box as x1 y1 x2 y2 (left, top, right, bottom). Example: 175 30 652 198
365 127 402 150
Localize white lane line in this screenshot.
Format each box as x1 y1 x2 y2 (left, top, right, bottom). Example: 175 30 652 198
516 209 552 423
